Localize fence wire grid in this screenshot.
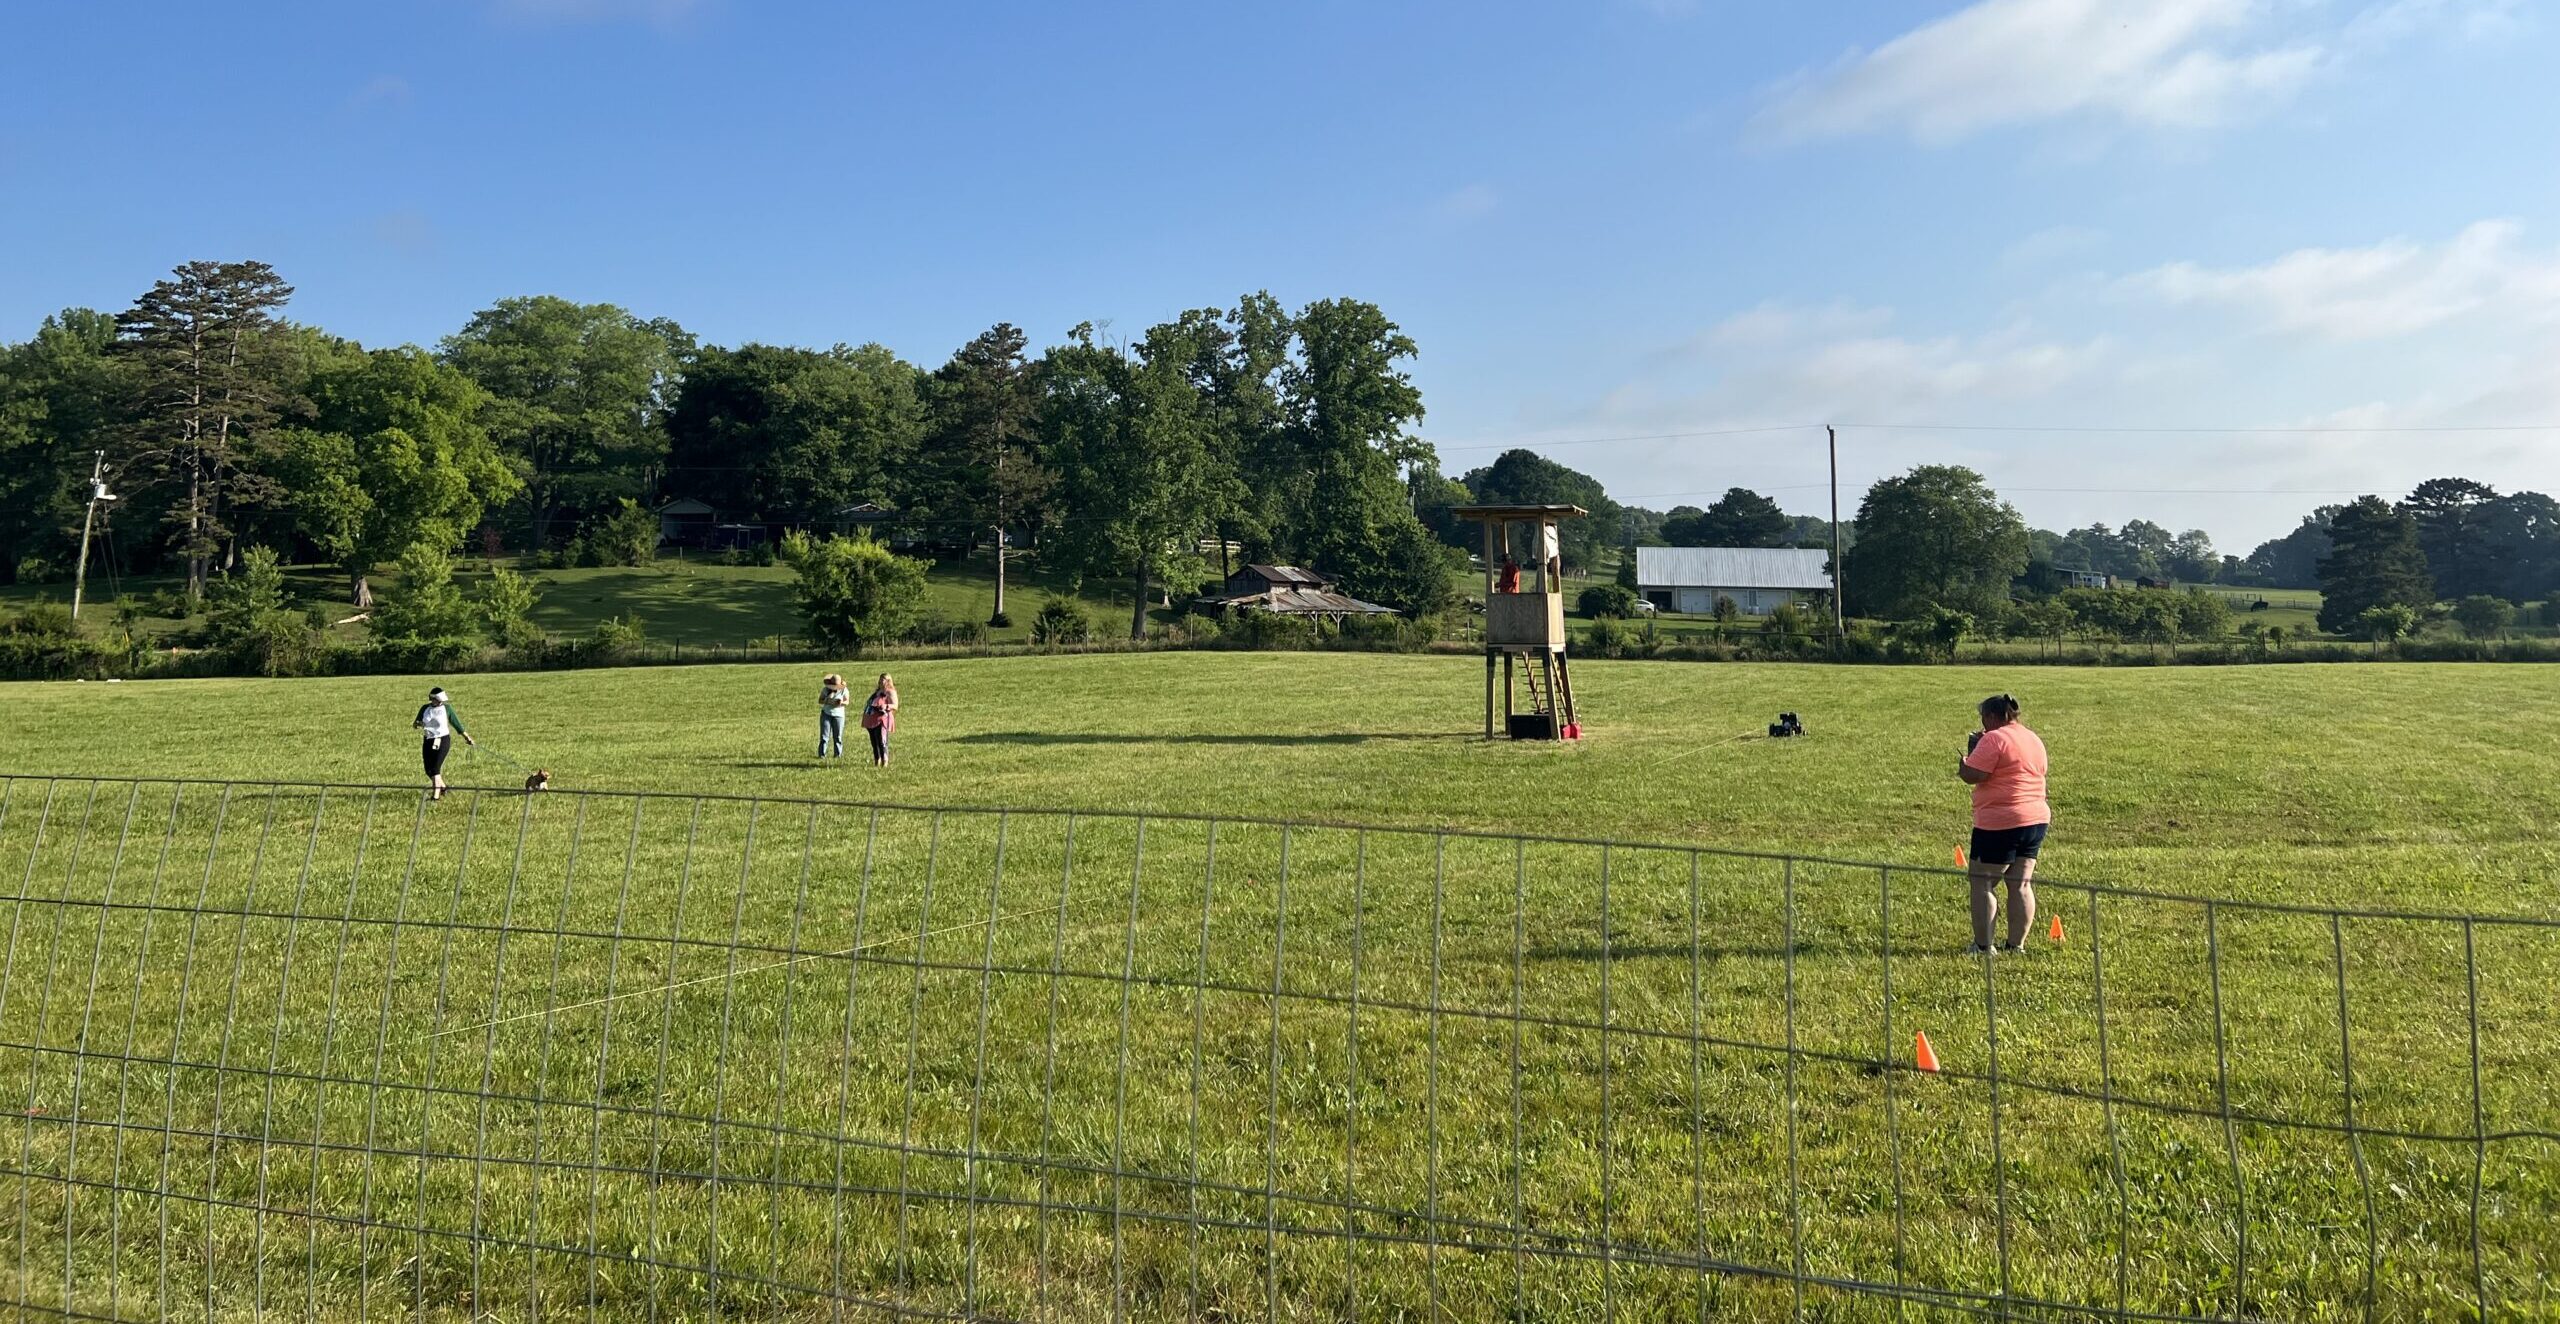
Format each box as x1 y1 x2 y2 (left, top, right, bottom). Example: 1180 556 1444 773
0 773 2552 1322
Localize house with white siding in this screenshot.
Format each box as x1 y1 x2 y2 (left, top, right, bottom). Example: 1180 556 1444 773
1634 547 1832 616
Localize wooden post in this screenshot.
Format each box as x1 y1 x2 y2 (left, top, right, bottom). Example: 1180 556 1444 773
1538 650 1561 741
1484 649 1496 739
1555 647 1577 734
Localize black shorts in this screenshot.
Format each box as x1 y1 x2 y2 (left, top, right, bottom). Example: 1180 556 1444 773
423 736 452 777
1969 822 2048 865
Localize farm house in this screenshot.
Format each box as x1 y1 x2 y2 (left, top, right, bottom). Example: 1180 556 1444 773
1192 564 1400 623
1635 546 1832 616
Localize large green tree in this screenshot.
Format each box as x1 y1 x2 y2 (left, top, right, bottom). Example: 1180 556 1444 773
918 324 1048 624
1460 449 1618 570
1275 298 1449 612
115 260 300 599
1842 465 2028 618
1038 321 1232 639
1661 487 1789 549
0 310 129 585
273 346 519 606
2479 490 2560 604
2317 496 2434 634
2398 477 2500 601
439 296 692 549
2245 508 2337 587
662 342 927 525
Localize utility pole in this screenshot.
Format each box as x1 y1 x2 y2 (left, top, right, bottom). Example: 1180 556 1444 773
70 450 117 621
1827 425 1844 640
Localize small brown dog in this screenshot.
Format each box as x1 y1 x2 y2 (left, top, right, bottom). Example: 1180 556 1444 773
523 769 551 793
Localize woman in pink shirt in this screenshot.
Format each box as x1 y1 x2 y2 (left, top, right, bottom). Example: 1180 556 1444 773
1957 694 2049 954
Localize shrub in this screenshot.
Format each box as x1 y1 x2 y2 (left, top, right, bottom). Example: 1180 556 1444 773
786 533 929 652
1891 605 1971 661
475 568 544 649
1711 596 1740 628
1176 611 1224 644
901 613 987 647
1578 584 1639 619
2355 603 2419 642
145 588 190 620
1224 609 1317 650
14 557 61 585
2452 595 2516 639
588 613 649 661
1762 601 1814 638
578 499 660 567
2175 589 2234 640
8 597 78 638
1586 616 1625 655
371 543 483 662
202 547 326 676
1030 596 1097 646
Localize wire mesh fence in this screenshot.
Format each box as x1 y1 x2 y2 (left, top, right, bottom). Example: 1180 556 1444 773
0 773 2552 1321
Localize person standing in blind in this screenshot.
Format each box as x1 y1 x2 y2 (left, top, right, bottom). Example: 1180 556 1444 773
414 686 475 801
1957 693 2049 954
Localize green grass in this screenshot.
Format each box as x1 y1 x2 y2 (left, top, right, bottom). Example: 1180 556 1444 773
2 655 2557 1319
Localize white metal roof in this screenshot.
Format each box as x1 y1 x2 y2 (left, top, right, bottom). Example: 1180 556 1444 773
1635 546 1833 590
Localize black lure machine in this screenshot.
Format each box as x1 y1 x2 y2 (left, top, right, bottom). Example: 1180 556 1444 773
1769 712 1805 738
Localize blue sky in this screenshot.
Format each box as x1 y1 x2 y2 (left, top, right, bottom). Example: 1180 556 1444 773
5 0 2557 548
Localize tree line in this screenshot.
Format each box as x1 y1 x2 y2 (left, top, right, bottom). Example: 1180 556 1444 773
8 261 2555 646
0 262 1459 633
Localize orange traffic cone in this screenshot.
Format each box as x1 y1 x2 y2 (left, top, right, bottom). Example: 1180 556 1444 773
2049 914 2066 944
1913 1031 1940 1074
1953 846 1967 867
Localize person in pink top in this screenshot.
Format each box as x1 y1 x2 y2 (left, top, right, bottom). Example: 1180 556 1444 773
1957 694 2049 954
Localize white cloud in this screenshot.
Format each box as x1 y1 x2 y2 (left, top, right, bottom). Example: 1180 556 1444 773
2128 220 2560 339
1752 0 2320 145
1750 0 2517 146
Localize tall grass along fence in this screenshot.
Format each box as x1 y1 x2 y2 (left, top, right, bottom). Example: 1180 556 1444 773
0 774 2550 1321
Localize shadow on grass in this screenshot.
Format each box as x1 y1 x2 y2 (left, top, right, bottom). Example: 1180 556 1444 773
950 730 1471 747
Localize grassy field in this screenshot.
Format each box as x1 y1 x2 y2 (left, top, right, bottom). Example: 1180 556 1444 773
1 655 2556 1319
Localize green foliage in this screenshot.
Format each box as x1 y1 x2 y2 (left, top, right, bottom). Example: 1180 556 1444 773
1460 449 1618 570
8 597 78 638
1030 595 1097 646
369 543 483 665
204 547 326 676
1844 465 2029 619
1037 323 1228 639
1891 605 1971 660
1711 596 1740 627
2354 603 2420 642
586 613 649 660
2452 594 2515 639
2319 497 2434 634
663 342 926 526
1614 556 1637 589
1762 601 1814 637
786 533 929 652
274 345 518 603
1223 609 1318 650
476 568 544 648
577 498 660 567
1585 615 1626 653
2174 588 2234 641
1661 487 1790 548
439 295 693 547
1577 584 1639 618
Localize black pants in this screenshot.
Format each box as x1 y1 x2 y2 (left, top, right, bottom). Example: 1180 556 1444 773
868 724 888 764
422 736 452 777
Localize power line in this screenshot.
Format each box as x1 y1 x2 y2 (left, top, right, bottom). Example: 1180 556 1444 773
1833 421 2560 435
1434 424 1818 453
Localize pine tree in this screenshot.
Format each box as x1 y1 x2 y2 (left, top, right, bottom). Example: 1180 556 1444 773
2316 497 2434 634
115 261 297 600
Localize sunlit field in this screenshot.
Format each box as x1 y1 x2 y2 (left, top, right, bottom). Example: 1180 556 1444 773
3 654 2556 1318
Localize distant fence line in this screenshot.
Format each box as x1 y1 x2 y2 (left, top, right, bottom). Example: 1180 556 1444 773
1 773 2552 1320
